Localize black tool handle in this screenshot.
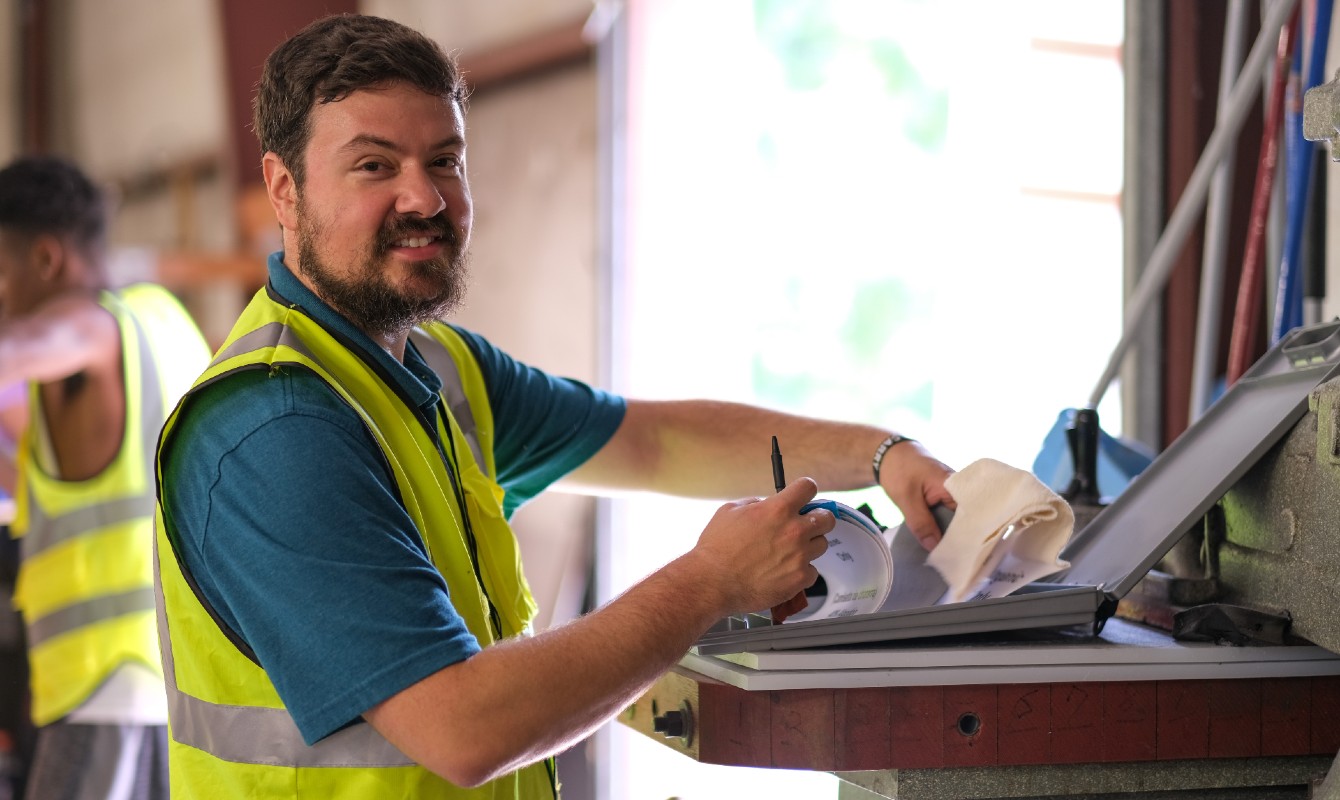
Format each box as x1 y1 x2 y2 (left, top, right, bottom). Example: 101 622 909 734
1063 408 1102 506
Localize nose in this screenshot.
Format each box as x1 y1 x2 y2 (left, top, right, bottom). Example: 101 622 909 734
395 165 447 219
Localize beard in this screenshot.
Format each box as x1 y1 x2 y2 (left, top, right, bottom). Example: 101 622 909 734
295 199 470 338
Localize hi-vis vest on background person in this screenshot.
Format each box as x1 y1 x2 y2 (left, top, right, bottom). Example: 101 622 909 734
153 285 556 798
12 285 209 726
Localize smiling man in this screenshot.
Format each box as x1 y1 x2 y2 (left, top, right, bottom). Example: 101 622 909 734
154 13 954 799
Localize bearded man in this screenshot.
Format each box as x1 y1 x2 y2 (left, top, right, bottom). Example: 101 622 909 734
155 13 954 799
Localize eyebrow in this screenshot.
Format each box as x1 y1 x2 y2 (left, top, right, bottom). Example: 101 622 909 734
337 134 465 155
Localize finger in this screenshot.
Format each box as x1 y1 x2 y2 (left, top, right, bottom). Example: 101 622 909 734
805 530 830 559
774 476 819 511
782 475 819 503
925 485 958 512
901 502 943 552
804 508 836 536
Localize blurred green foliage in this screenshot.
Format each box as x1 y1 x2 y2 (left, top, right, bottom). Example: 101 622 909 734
754 0 948 151
748 0 944 431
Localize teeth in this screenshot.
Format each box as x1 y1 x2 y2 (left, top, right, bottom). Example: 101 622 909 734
396 236 434 248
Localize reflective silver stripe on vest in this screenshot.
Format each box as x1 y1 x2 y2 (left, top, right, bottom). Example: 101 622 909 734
408 327 486 473
27 586 156 647
210 322 319 370
20 494 158 561
128 297 166 466
153 526 414 767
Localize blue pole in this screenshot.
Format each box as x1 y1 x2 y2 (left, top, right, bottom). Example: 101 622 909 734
1274 0 1334 342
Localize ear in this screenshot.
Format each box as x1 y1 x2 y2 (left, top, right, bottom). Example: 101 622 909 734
30 234 66 282
262 152 300 231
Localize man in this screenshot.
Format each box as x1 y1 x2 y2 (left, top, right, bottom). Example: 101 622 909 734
155 13 955 798
0 155 211 800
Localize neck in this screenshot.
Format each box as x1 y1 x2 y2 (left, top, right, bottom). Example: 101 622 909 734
372 331 410 362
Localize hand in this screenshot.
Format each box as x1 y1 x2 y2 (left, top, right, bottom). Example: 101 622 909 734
878 441 955 551
687 477 835 616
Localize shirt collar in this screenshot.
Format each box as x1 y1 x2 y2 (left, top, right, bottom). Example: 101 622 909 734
266 251 443 411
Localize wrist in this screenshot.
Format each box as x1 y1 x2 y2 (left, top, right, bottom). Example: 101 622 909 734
665 550 736 621
871 433 915 484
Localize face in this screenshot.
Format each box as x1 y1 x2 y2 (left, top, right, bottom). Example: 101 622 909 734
277 82 474 338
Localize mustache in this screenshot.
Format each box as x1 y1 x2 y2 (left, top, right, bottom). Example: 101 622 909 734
376 215 460 254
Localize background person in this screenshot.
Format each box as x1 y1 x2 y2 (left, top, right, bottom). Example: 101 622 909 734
0 155 211 800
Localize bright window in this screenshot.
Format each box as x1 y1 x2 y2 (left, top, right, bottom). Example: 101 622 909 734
601 2 1124 798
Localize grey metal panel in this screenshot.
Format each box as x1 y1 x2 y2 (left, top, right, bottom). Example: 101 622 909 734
694 585 1107 654
1058 320 1340 596
694 320 1340 655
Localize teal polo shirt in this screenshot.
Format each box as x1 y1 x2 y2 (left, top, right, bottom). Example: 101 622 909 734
160 252 625 744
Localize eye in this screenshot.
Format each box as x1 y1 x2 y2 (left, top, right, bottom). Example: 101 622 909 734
358 161 385 173
432 154 462 169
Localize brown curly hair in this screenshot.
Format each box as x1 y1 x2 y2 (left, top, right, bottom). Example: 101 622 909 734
253 14 469 187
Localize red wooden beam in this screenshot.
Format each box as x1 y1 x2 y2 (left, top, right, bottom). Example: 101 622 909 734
19 0 49 152
459 15 593 95
624 670 1340 772
216 0 358 188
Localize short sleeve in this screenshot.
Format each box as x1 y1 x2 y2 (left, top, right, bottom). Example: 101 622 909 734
449 327 626 516
160 368 482 744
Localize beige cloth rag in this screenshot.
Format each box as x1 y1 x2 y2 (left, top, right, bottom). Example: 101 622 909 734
925 458 1074 603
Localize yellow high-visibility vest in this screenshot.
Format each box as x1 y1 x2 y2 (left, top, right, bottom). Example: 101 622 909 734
12 284 209 725
154 286 554 798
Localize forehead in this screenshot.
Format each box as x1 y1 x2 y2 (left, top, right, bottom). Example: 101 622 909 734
306 83 466 151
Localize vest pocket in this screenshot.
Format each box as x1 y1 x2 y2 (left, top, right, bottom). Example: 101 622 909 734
457 462 537 637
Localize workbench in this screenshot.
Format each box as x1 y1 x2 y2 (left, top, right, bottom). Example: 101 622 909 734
620 620 1340 799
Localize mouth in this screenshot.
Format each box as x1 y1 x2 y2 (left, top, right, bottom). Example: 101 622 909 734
380 213 458 256
393 234 440 249
385 232 449 261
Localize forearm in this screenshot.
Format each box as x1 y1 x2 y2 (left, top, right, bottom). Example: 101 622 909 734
366 551 724 787
0 300 118 387
365 482 834 787
569 398 956 548
567 399 896 498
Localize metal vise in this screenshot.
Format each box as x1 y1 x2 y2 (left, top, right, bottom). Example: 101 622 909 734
1213 377 1340 655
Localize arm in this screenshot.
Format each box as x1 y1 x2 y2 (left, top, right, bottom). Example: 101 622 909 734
0 389 22 496
561 398 956 548
0 294 120 387
167 374 834 788
364 477 833 788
